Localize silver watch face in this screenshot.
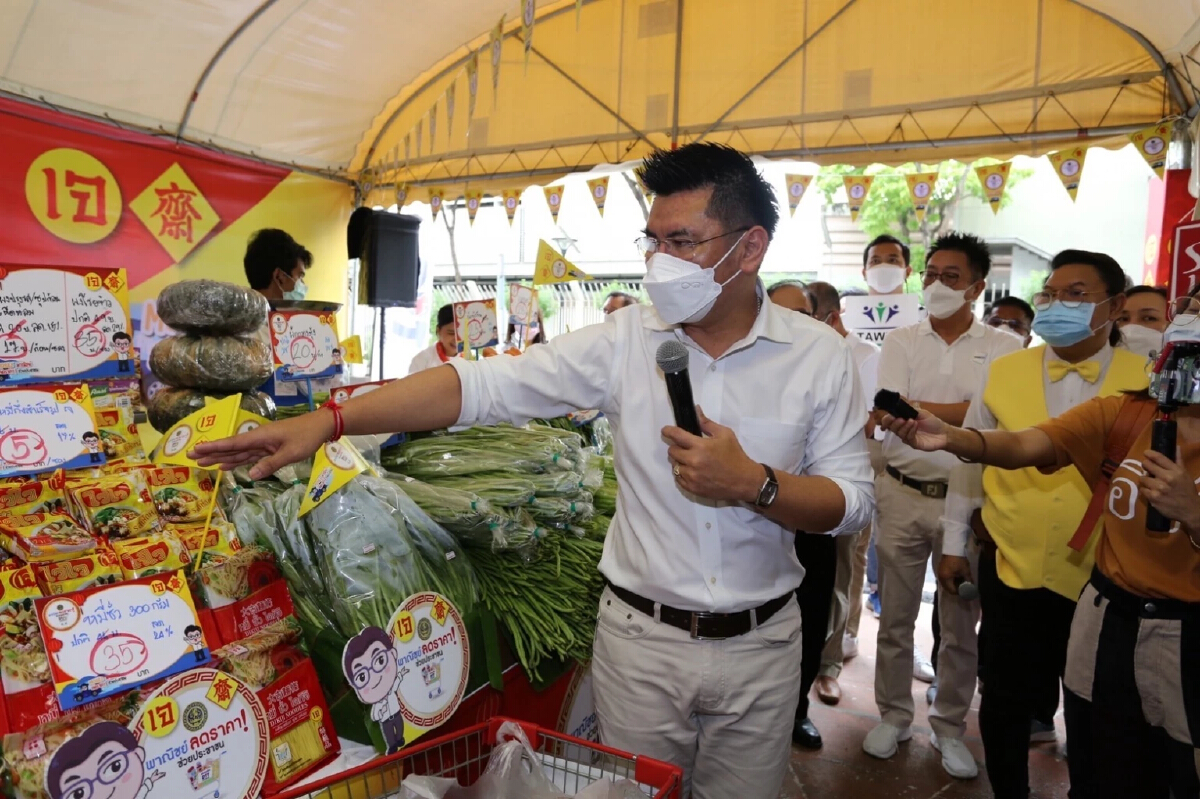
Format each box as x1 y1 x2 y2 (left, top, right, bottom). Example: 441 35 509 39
758 480 779 508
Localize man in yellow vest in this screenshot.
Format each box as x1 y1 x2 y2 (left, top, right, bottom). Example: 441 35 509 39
939 250 1147 799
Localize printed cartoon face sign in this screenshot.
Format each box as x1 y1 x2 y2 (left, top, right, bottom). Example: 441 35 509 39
508 285 537 326
0 385 104 477
1059 158 1080 177
130 669 270 799
1143 136 1165 156
912 181 931 199
849 183 866 200
269 312 341 381
452 300 499 352
45 721 164 799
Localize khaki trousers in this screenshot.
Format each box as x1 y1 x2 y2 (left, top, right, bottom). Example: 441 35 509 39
819 529 862 678
592 586 803 799
873 473 980 738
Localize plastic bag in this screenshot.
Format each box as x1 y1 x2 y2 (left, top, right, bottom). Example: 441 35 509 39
387 474 512 550
575 780 649 799
151 334 274 392
156 279 269 336
400 721 567 799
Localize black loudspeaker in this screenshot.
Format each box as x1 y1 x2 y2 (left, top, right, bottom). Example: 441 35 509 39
361 210 420 307
347 206 374 259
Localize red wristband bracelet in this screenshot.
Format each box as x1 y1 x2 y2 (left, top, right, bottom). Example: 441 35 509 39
322 399 344 442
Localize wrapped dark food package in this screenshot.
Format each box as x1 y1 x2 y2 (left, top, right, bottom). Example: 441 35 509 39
156 278 269 335
147 387 275 433
150 334 273 392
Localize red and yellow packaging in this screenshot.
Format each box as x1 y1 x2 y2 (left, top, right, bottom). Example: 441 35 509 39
143 465 214 524
0 472 69 519
70 471 161 539
33 549 122 595
111 530 191 580
0 514 95 563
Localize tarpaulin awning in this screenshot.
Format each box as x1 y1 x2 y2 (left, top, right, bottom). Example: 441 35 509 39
2 0 1197 196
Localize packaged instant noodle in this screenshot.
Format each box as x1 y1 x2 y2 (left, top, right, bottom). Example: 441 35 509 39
143 465 215 524
0 514 96 563
196 545 277 608
33 549 121 595
112 530 191 580
171 519 240 562
0 473 69 518
69 472 160 540
211 616 304 690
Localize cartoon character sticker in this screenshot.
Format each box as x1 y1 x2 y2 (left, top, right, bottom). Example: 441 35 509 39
47 721 165 799
184 624 206 663
82 431 102 464
112 332 132 373
309 467 334 505
343 627 406 754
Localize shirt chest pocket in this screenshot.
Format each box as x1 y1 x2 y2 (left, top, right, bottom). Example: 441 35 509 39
738 417 806 474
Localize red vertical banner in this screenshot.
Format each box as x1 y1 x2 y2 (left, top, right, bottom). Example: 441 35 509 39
1143 168 1197 290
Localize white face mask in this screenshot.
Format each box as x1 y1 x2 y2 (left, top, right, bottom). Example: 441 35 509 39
643 233 747 325
1120 323 1164 358
1163 315 1200 347
922 281 969 319
865 265 906 294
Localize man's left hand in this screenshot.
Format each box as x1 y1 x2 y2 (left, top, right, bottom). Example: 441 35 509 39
662 407 764 503
1141 449 1200 530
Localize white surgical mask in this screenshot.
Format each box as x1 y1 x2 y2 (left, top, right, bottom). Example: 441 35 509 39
1119 323 1163 359
865 265 907 294
643 233 747 325
1163 315 1200 347
922 281 968 319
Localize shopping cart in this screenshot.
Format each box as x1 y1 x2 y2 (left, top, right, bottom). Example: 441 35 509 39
272 717 683 799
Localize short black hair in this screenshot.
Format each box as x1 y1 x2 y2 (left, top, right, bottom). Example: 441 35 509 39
987 296 1035 324
604 291 638 307
436 304 454 330
766 279 806 298
81 432 98 441
927 232 992 281
298 247 313 269
804 281 840 318
839 287 868 298
1125 285 1168 304
184 624 202 636
637 143 779 239
112 332 131 342
863 235 910 267
46 721 139 799
342 626 392 681
1049 249 1127 346
244 229 303 290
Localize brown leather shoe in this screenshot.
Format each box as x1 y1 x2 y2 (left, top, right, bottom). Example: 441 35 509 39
815 675 841 705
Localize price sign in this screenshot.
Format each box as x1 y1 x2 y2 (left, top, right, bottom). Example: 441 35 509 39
452 300 499 355
0 265 130 383
36 571 208 710
0 383 104 477
131 669 270 799
269 311 341 381
508 285 537 326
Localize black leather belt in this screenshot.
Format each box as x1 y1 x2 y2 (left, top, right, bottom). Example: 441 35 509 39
886 465 948 499
606 583 794 640
1089 567 1200 622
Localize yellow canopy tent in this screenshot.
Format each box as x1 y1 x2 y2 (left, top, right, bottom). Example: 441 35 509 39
1 0 1196 202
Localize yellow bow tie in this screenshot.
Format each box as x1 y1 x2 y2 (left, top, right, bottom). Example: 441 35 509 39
1047 360 1101 383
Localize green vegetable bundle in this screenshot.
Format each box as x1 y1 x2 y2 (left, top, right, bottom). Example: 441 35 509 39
430 474 537 507
527 496 595 528
384 473 511 549
593 456 617 517
470 529 605 681
384 426 581 476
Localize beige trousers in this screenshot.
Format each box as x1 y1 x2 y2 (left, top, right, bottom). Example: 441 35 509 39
819 529 862 678
592 586 803 799
873 474 980 738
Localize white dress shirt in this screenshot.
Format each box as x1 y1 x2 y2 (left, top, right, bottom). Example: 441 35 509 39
844 330 880 415
408 342 452 375
941 344 1114 556
450 292 874 612
877 318 1022 483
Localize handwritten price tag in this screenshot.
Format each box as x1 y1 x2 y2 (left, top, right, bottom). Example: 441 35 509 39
36 571 208 711
0 384 103 477
269 311 341 381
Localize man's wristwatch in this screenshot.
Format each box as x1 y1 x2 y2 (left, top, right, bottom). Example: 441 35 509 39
754 464 779 509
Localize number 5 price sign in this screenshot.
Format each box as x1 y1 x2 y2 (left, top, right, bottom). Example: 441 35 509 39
0 384 105 478
36 571 209 710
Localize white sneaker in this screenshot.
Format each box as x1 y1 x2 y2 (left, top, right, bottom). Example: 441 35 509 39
925 680 938 705
842 634 859 660
862 722 912 759
914 646 935 683
931 733 979 779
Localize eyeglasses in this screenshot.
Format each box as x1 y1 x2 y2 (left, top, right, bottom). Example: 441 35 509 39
1169 295 1200 322
1032 288 1108 310
61 752 133 799
635 228 749 258
987 317 1030 334
921 270 968 288
350 647 392 688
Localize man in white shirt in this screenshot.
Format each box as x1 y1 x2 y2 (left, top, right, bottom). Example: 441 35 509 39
863 232 1022 779
804 281 879 711
408 305 459 374
193 143 874 799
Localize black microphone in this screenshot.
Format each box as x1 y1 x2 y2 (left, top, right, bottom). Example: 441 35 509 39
957 580 979 601
1146 418 1177 533
656 341 702 436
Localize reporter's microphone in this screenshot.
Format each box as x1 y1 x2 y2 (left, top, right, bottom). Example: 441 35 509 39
656 341 702 436
957 580 979 601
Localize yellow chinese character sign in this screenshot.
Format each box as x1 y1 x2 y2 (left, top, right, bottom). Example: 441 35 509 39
24 148 122 244
129 162 221 263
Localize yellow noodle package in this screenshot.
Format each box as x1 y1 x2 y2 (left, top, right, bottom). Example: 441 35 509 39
171 519 240 561
0 514 96 563
144 465 215 524
70 471 161 540
33 549 122 595
112 529 191 580
0 472 69 518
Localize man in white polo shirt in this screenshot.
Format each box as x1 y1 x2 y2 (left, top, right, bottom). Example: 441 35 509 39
194 143 874 799
863 232 1021 779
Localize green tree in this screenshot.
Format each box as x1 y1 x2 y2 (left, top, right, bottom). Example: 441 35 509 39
815 160 1033 274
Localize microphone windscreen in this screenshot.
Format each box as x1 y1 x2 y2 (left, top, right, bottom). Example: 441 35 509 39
656 340 689 375
958 581 979 601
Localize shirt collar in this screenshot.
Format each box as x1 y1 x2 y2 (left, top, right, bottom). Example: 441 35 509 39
917 315 986 339
644 280 794 345
1045 342 1114 368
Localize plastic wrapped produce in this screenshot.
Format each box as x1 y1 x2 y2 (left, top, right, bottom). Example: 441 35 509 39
387 474 512 549
150 334 273 392
384 428 578 476
156 279 269 335
147 387 275 433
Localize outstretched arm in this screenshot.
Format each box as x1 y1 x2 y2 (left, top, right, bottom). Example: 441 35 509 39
879 409 1058 470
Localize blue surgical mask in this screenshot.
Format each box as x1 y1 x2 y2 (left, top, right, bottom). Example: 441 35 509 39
283 278 308 302
1031 301 1101 347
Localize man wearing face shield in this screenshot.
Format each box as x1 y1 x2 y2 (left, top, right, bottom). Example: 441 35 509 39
191 143 874 799
864 233 1023 779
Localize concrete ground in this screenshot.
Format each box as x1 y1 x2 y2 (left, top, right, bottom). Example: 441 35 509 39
782 601 1071 798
